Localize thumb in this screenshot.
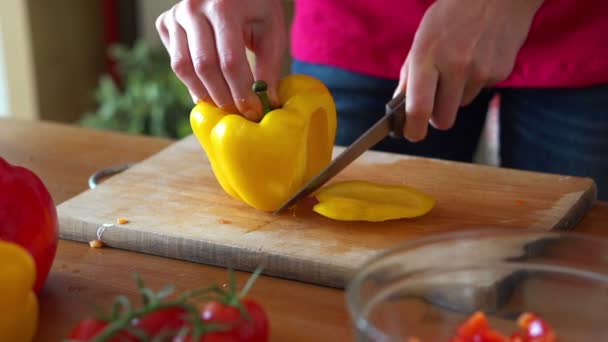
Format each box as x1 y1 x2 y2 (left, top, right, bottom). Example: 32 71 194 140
393 56 410 98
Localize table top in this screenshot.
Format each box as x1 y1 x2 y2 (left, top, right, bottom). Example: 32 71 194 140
1 118 607 342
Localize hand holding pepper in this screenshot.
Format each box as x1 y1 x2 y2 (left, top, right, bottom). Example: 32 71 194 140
155 0 287 121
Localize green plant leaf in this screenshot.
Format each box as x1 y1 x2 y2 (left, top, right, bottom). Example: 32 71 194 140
80 40 192 138
177 119 193 139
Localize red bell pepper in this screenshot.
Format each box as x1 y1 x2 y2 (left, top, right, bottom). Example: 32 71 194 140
0 156 59 293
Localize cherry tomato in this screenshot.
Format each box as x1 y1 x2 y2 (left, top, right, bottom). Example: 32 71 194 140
67 319 136 341
200 299 269 342
131 307 189 336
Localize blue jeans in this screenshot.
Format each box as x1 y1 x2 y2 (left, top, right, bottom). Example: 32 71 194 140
292 60 608 200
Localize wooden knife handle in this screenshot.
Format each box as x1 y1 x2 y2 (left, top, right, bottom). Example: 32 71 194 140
386 92 406 139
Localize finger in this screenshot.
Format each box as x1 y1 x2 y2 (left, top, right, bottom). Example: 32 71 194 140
176 8 235 112
404 61 439 142
393 56 409 98
247 4 287 108
250 20 286 108
159 10 200 102
430 72 466 130
155 11 170 51
461 80 484 106
165 8 208 103
207 9 261 121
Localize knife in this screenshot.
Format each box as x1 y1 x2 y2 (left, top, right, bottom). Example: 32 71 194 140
273 92 407 215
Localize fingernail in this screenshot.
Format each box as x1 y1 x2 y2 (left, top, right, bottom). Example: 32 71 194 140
429 118 440 129
393 79 406 98
405 133 423 143
219 104 238 114
393 87 403 98
268 88 280 108
189 91 199 104
405 95 412 114
249 93 264 117
244 109 261 121
404 119 428 143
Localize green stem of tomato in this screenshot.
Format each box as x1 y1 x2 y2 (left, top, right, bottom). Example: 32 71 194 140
92 301 188 342
91 286 227 342
239 266 264 298
90 268 264 341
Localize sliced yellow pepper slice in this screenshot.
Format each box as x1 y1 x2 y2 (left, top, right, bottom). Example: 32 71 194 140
312 180 435 222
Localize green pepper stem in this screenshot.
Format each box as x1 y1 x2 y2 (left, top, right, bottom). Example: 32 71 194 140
252 80 272 116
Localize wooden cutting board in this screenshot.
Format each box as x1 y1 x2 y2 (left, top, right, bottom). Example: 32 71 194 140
57 135 596 288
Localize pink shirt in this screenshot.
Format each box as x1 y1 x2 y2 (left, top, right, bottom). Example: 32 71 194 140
291 0 608 87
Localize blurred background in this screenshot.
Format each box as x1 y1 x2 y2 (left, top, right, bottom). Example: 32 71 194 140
0 0 497 164
0 0 295 140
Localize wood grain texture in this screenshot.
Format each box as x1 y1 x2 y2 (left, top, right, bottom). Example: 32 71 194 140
41 240 350 342
1 119 350 342
1 119 606 342
0 119 172 204
58 135 597 288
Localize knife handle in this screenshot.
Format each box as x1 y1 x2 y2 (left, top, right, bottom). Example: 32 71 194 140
386 92 406 139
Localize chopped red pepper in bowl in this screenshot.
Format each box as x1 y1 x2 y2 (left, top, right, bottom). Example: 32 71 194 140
347 229 608 341
443 311 556 342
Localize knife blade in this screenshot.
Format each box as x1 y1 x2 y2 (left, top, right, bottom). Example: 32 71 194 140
273 92 407 215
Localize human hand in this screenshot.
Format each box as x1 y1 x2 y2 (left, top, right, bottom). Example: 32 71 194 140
156 0 286 121
395 0 544 142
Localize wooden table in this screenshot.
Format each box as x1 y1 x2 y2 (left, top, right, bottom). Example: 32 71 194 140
1 118 607 341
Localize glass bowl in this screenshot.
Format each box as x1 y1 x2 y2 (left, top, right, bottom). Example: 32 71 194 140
346 229 608 341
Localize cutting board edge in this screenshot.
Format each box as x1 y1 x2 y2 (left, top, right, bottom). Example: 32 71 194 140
550 179 597 231
58 216 358 289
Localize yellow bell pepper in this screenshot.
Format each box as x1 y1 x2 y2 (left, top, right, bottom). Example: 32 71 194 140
312 180 435 221
190 74 436 221
0 240 38 342
190 74 337 211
